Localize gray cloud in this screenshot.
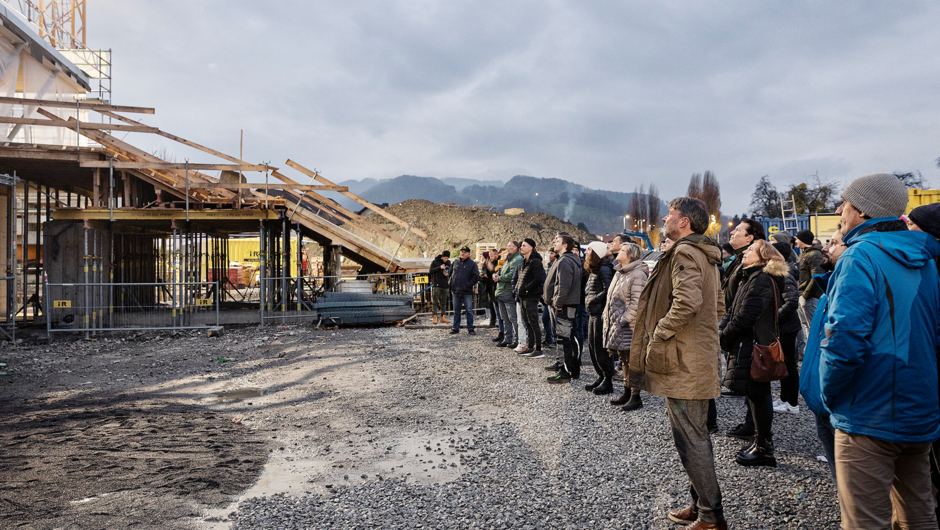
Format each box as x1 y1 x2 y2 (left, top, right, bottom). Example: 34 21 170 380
91 1 940 215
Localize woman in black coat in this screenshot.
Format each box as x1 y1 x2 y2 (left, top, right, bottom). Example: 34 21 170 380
583 241 615 395
720 239 788 468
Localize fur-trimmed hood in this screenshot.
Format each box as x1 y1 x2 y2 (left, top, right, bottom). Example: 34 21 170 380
762 258 790 278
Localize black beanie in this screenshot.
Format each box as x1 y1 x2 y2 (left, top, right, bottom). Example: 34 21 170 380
523 237 537 250
796 230 815 245
909 203 940 240
772 241 792 261
441 250 450 257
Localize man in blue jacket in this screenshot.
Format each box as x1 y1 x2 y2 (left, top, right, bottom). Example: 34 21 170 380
821 173 940 529
449 246 481 335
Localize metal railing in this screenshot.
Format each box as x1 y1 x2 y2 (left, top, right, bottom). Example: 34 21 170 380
45 281 219 335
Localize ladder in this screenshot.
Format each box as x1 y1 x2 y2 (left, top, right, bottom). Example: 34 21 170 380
780 194 799 235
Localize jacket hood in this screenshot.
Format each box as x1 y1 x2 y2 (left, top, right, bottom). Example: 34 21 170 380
526 250 543 262
675 234 722 265
560 251 581 265
762 258 790 277
846 218 940 269
615 258 649 275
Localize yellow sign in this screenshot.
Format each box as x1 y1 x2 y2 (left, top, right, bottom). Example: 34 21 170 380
768 226 780 234
415 276 429 284
53 300 71 308
195 298 213 307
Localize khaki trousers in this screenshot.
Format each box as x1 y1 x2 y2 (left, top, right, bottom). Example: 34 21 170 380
835 429 937 530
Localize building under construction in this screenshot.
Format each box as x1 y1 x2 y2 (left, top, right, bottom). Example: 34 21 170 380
0 2 429 338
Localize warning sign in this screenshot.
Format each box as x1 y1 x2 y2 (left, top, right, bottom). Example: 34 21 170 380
195 298 213 307
415 276 429 284
53 300 71 308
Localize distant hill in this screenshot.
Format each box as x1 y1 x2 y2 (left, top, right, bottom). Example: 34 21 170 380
333 174 666 235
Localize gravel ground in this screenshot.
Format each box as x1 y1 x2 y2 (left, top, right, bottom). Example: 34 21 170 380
0 324 840 529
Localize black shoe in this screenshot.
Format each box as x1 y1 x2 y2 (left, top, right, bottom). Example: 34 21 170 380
541 339 555 347
518 346 534 356
507 342 518 349
547 372 572 384
468 329 476 335
593 379 613 395
737 438 757 458
449 329 459 335
708 424 719 435
524 349 544 359
726 423 755 440
491 333 505 342
496 340 510 347
584 376 604 391
621 394 643 411
735 438 777 467
545 361 563 371
610 389 632 405
721 389 741 397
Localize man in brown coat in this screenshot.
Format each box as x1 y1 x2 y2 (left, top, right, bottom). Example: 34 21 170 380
630 197 727 530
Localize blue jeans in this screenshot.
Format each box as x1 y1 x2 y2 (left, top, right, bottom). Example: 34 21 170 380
814 410 837 483
541 303 554 343
452 293 474 332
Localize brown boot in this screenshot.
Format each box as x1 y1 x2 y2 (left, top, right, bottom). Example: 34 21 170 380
433 315 440 324
685 519 727 530
440 315 451 324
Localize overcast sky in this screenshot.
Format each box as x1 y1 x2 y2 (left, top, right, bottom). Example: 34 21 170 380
89 1 940 215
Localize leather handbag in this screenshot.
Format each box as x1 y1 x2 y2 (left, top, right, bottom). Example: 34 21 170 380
750 278 788 383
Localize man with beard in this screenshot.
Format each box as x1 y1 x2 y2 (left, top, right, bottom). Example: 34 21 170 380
820 174 939 528
631 197 727 529
428 251 452 324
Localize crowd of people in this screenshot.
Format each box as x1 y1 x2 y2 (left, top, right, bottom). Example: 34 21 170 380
427 173 940 530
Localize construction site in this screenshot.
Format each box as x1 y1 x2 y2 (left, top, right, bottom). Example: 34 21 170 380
0 1 453 342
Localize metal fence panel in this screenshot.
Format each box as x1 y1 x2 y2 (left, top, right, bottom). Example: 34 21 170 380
46 281 219 334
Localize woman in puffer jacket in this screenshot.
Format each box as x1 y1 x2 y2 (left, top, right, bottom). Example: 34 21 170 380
602 242 649 411
720 239 788 468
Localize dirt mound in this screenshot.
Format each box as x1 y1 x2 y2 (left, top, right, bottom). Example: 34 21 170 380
354 199 597 258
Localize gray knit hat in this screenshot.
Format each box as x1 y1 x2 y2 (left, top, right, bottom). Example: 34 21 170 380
840 173 908 219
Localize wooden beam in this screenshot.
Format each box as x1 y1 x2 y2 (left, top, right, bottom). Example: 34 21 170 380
35 109 236 201
285 159 428 239
79 161 269 171
270 169 415 250
171 182 348 191
0 96 155 114
0 116 157 132
100 110 247 165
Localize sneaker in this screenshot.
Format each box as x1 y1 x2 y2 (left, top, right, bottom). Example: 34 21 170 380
545 361 563 371
772 397 784 408
518 346 534 356
546 372 572 384
513 344 527 353
773 402 800 415
525 349 544 359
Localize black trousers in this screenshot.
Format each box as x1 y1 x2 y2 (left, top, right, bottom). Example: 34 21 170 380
520 297 541 349
779 330 800 406
745 393 774 441
588 315 614 378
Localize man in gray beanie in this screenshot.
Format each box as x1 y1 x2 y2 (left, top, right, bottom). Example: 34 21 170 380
823 173 940 528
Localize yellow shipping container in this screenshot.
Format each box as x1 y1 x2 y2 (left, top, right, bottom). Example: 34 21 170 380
907 188 940 214
227 238 301 276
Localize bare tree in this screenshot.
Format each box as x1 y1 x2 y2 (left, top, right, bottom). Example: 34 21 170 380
687 173 703 199
893 171 927 189
646 184 660 230
629 188 643 230
701 171 722 220
783 174 840 214
749 175 781 218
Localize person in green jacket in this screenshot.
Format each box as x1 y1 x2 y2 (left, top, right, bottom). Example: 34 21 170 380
494 241 523 348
